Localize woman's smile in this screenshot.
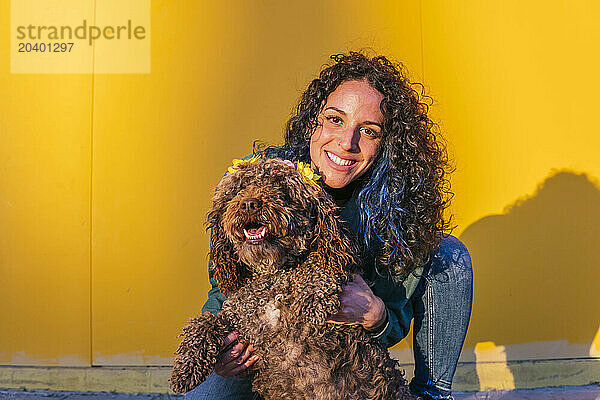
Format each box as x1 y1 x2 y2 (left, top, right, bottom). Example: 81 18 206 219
324 150 357 168
310 79 384 188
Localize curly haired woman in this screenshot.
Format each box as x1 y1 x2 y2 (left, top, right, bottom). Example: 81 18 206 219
186 52 473 400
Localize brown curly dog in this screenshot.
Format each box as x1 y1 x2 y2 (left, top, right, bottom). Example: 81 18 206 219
170 158 414 400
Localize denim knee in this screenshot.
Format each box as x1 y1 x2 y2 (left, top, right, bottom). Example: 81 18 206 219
410 235 473 399
183 373 258 400
424 235 473 284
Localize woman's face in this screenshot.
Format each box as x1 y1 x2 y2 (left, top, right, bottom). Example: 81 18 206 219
310 79 384 189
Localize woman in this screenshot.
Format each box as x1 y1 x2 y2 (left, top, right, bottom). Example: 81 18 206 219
187 52 473 400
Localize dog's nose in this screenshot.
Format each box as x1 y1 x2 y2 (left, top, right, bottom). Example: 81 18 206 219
240 198 262 213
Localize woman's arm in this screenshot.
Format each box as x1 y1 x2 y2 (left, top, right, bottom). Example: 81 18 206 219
326 274 386 329
201 259 227 315
327 273 413 348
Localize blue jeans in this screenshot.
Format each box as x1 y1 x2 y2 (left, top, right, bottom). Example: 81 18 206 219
185 235 473 400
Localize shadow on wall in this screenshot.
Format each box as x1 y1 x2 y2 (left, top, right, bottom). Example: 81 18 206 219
458 170 600 387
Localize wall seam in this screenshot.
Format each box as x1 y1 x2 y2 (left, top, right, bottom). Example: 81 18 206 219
89 0 97 367
419 0 425 80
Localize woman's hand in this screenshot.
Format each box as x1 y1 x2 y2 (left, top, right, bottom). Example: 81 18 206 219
214 331 259 378
327 274 387 330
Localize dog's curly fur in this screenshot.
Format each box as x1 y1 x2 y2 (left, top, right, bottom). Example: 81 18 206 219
170 158 414 400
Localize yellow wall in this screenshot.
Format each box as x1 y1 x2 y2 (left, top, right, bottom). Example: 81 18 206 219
1 0 598 375
0 0 93 365
421 1 600 366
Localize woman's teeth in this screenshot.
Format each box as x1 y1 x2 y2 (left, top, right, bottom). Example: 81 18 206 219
326 151 355 166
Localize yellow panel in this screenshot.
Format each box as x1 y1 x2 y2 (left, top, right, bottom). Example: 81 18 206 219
422 1 600 360
90 0 422 365
0 1 93 366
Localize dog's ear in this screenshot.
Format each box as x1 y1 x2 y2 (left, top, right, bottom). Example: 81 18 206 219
207 218 248 295
205 176 249 296
311 191 357 275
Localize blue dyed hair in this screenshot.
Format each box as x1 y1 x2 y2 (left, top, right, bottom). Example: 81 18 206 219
356 147 409 268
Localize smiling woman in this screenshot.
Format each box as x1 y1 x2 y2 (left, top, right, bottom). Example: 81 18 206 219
187 52 473 400
310 79 383 188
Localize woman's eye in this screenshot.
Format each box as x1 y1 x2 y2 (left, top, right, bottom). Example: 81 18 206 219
326 115 343 125
360 127 379 138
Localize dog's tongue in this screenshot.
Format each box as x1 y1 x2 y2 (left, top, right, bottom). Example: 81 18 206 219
247 227 262 235
244 226 267 242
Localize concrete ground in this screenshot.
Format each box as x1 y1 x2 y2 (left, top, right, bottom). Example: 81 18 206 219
0 390 179 400
1 385 600 399
454 385 600 399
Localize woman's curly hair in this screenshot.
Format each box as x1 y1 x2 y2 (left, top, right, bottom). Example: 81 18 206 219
268 51 454 279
